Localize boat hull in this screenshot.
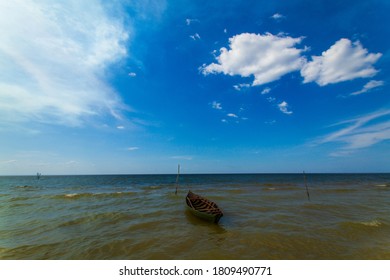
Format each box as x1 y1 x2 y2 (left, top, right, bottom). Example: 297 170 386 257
185 190 223 223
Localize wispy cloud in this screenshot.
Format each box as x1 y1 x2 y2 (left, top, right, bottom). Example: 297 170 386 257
190 33 201 40
128 72 137 77
0 160 17 164
127 147 139 151
227 113 239 118
316 110 390 155
233 83 251 91
350 80 384 96
261 87 271 94
301 39 382 86
200 33 306 86
186 18 199 26
278 101 293 115
0 1 130 126
267 96 276 103
211 101 223 110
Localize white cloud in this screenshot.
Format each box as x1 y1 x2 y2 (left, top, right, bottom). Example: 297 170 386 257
117 126 125 129
271 13 285 20
261 87 271 94
350 80 384 96
278 101 293 115
0 160 17 164
265 120 276 125
128 72 137 77
186 18 199 26
127 147 139 151
190 33 201 40
267 97 276 103
317 110 390 153
200 33 306 86
329 150 355 157
233 83 250 91
301 39 382 86
0 1 130 126
211 101 222 110
227 113 238 118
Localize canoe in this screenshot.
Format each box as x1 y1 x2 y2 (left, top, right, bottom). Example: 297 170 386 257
185 190 223 223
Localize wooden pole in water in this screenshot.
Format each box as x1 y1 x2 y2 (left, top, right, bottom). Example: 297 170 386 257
303 171 310 201
175 164 180 195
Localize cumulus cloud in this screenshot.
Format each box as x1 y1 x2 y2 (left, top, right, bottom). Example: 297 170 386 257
301 39 382 86
200 33 306 86
0 1 130 126
278 101 293 115
350 80 384 96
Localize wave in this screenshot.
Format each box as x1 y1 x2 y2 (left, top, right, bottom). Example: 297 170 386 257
58 212 133 228
9 202 34 208
8 196 32 202
317 188 357 194
12 185 41 191
359 220 382 227
373 184 390 190
226 189 246 194
340 219 386 230
54 191 137 200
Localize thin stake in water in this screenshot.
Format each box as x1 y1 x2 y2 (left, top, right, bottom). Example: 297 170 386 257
304 171 310 201
175 164 180 195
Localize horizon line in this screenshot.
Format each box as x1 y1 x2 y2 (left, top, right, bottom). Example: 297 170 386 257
1 171 389 177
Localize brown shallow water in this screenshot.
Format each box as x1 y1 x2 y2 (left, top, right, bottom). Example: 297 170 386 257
1 174 390 259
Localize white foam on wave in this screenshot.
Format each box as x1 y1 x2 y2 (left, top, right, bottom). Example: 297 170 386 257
360 220 382 227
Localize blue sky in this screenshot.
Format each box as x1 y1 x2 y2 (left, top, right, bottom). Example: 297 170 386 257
1 0 389 175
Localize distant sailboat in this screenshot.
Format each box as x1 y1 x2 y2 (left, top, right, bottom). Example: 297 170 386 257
36 172 41 180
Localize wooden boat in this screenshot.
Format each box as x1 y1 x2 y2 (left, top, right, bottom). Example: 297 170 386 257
185 190 223 223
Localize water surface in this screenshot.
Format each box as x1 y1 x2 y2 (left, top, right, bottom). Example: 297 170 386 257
1 173 390 259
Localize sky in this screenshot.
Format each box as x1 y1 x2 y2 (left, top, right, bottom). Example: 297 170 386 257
0 0 389 175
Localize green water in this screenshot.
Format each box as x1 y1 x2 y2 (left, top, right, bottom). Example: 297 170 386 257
1 174 390 259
